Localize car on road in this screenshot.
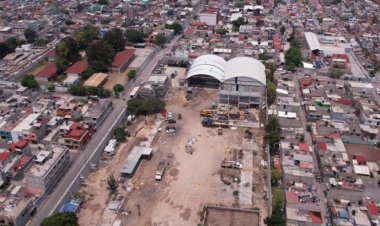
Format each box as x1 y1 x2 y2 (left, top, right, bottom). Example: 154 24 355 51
376 88 380 94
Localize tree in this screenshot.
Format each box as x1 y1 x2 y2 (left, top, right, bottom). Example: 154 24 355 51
285 46 302 68
127 97 166 115
280 25 286 34
127 70 137 80
265 116 281 155
215 28 228 35
271 168 282 186
232 17 248 29
125 29 145 43
103 28 126 52
21 75 39 89
81 67 96 80
113 127 127 142
155 34 167 46
0 37 18 59
98 0 108 5
55 37 81 73
86 41 115 72
24 28 37 43
106 174 118 195
69 83 87 96
272 188 285 210
74 25 99 49
264 208 285 226
113 84 124 93
41 212 79 226
166 22 183 35
267 80 277 106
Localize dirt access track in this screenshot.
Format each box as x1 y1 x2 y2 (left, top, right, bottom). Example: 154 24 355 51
119 88 266 226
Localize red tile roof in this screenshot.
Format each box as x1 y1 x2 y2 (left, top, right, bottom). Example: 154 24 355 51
112 49 135 68
13 155 33 172
8 140 29 152
335 98 352 106
64 57 88 75
36 62 57 78
286 191 299 203
317 143 327 151
354 155 366 165
299 77 313 87
367 203 379 216
309 212 322 224
299 143 310 152
0 152 11 161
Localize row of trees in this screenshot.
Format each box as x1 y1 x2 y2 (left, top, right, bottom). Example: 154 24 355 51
285 37 302 71
68 82 111 97
127 97 166 116
265 62 277 106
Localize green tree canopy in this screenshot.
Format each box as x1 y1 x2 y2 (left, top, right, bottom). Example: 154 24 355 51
155 34 167 46
215 28 228 35
103 28 126 52
41 212 79 226
55 37 81 73
272 188 285 210
265 116 281 155
24 28 37 43
86 41 115 72
267 80 277 106
166 22 183 35
113 84 124 93
264 208 285 226
98 0 108 5
127 70 137 80
127 97 166 115
232 17 248 29
285 46 302 67
113 127 127 142
0 37 18 59
125 29 145 43
74 25 99 49
21 75 39 89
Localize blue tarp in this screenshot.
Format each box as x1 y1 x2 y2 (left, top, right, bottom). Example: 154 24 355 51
338 210 349 219
59 199 82 213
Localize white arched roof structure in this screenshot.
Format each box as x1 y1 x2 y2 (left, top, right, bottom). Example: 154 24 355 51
224 57 266 85
186 55 266 86
186 54 226 82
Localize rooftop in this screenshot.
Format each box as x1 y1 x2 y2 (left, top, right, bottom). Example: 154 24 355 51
83 73 108 87
25 145 68 178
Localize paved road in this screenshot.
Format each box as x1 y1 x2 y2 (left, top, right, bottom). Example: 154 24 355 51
294 75 329 224
28 34 183 226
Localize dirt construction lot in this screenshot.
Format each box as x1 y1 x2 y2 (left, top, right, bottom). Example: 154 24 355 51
78 88 267 226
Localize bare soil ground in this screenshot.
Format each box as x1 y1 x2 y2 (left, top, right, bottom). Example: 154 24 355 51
345 143 380 161
118 88 267 226
103 69 131 90
77 119 151 225
205 207 260 226
77 88 268 226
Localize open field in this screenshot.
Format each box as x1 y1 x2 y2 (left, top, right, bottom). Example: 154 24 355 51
103 69 131 91
204 205 260 226
77 88 267 226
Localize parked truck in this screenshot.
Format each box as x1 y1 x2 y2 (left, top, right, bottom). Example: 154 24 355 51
104 139 117 156
155 160 167 181
202 117 214 126
221 160 243 169
200 109 215 117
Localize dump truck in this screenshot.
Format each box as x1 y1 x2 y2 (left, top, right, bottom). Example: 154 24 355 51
155 160 166 181
200 109 215 117
221 160 243 169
